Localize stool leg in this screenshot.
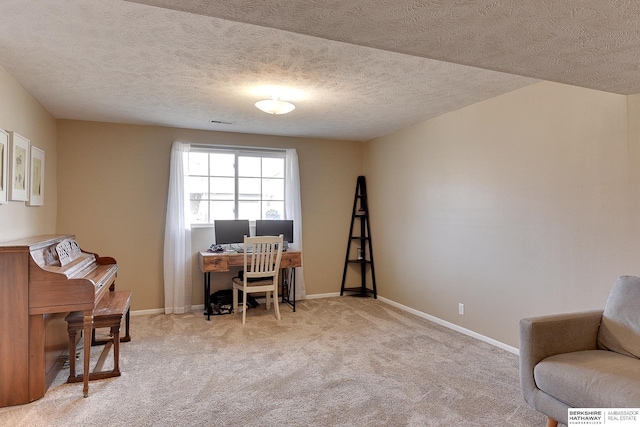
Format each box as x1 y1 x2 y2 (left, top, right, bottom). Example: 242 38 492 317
111 325 121 375
121 308 131 342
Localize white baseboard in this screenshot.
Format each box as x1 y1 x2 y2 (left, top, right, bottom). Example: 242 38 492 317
302 292 518 355
376 296 519 355
131 308 165 316
305 292 340 299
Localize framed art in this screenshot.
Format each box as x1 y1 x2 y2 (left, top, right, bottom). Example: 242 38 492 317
0 129 8 204
28 146 45 206
9 131 29 202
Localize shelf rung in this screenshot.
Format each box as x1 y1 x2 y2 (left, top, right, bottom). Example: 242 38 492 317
342 287 375 294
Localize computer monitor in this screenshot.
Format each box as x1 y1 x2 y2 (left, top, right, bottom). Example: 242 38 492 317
255 220 294 244
214 220 250 245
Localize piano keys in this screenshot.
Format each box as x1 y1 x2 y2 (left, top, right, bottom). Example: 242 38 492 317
0 234 118 407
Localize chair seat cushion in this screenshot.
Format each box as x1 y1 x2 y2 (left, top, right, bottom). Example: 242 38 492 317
534 349 640 408
232 277 273 287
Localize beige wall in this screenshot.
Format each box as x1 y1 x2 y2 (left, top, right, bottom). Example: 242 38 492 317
628 94 640 243
364 81 638 347
56 120 363 311
0 67 57 242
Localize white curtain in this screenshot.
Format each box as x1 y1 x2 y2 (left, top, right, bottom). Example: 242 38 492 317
285 148 306 299
163 141 192 314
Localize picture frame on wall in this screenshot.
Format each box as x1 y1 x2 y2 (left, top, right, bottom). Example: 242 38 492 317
9 131 30 202
0 129 8 204
28 146 45 206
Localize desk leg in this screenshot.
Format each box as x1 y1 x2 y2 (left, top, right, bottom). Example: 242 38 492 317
280 269 287 307
203 272 212 321
280 268 296 312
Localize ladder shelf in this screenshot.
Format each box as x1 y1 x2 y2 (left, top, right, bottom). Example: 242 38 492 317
340 175 377 298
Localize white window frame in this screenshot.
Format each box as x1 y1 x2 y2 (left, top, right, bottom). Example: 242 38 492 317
187 145 286 226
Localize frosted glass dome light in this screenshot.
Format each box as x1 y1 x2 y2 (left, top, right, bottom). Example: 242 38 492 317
255 97 296 115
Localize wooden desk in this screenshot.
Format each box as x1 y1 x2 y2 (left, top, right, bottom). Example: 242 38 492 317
198 250 302 320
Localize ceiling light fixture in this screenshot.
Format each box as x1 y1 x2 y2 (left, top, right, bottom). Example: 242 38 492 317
254 97 295 115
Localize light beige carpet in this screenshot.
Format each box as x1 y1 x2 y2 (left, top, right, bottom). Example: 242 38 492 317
0 297 545 426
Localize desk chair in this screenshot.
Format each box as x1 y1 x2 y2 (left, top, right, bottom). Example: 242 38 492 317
232 235 284 324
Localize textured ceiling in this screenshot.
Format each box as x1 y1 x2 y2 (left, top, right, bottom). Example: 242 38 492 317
130 0 640 95
0 1 637 141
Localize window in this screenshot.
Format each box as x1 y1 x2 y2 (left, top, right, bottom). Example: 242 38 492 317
186 148 285 224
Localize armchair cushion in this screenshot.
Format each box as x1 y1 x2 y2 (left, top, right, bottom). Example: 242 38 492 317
597 276 640 359
534 349 640 408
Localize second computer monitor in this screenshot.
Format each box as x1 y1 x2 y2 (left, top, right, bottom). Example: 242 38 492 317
255 220 294 244
214 220 250 245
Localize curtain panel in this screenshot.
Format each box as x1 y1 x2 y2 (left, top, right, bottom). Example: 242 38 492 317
285 148 306 299
163 141 192 314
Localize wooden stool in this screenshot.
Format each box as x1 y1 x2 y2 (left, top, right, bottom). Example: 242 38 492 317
66 290 132 383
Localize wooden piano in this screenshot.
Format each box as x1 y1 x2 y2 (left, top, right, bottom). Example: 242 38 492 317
0 234 117 407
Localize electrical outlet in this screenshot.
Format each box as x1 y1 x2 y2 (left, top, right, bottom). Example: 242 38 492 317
458 303 464 315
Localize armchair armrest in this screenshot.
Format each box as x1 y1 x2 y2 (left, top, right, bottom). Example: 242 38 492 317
519 310 603 404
